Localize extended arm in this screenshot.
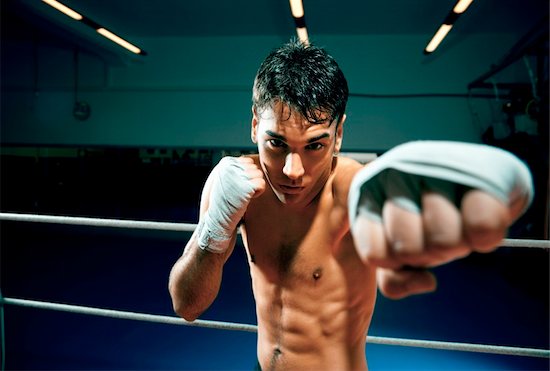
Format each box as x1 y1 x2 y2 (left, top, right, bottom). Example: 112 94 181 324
348 141 533 299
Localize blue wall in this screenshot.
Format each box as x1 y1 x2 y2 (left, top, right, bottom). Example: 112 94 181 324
1 33 534 150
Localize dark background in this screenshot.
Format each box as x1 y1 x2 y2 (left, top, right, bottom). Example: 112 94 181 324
1 146 549 370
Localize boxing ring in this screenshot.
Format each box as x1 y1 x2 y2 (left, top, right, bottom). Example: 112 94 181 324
1 212 549 369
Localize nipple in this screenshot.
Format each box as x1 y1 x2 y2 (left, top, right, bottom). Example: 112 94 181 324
312 267 323 280
250 254 256 264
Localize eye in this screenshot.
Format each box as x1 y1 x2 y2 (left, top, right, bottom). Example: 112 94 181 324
268 139 287 148
305 142 325 151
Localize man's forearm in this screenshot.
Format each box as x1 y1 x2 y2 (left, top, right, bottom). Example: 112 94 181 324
168 236 227 321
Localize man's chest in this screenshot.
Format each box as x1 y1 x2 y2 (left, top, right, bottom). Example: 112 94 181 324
241 199 347 283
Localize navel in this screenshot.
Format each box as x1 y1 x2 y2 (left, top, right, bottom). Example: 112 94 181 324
269 346 283 370
312 267 323 281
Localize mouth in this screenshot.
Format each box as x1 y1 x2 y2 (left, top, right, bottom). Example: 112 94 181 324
279 184 305 194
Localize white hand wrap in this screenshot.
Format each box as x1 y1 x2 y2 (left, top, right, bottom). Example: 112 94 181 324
196 157 256 253
348 141 534 225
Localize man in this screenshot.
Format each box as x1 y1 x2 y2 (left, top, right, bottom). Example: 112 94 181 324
168 40 533 370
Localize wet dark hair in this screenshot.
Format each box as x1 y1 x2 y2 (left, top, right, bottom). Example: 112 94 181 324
252 39 349 125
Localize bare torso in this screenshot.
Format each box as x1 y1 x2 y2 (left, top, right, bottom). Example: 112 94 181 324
241 155 377 370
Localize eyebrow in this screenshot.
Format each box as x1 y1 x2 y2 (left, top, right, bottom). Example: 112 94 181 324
265 130 330 144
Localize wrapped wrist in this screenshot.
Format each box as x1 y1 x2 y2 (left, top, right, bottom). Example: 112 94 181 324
196 213 233 254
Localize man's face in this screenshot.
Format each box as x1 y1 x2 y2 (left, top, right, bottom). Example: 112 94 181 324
251 102 344 207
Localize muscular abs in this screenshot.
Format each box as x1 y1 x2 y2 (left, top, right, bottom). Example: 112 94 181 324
241 173 377 370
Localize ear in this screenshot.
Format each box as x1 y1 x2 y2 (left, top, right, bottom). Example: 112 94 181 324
334 114 346 154
251 106 258 144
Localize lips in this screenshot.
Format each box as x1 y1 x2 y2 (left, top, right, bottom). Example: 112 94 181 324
279 184 304 194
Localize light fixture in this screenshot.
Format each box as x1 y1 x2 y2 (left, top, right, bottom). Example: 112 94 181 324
424 0 474 54
289 0 309 45
296 27 309 45
41 0 147 55
425 24 453 53
42 0 82 20
453 0 474 14
97 28 141 54
289 0 305 18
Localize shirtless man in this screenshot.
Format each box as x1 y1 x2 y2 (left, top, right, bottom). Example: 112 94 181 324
168 40 533 370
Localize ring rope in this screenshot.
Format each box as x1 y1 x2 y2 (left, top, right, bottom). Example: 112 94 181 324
1 212 549 249
0 297 256 332
1 297 549 359
0 212 196 232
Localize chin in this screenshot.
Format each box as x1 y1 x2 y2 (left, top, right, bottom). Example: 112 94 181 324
270 186 292 204
273 187 308 206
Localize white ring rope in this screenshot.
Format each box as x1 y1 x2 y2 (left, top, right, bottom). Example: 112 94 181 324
1 212 549 249
0 212 196 232
1 297 549 359
0 297 256 332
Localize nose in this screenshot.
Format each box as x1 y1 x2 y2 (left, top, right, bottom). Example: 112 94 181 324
283 152 305 180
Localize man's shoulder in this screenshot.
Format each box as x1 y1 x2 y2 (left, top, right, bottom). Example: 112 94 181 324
331 156 364 205
334 156 363 181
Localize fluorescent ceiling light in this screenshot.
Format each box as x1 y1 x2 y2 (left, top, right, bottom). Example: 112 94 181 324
42 0 83 20
453 0 474 14
425 24 453 53
289 0 305 18
97 28 141 54
424 0 473 54
41 0 146 55
296 27 309 45
289 0 308 44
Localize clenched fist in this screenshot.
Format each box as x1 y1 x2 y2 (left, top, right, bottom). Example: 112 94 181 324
348 141 533 299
